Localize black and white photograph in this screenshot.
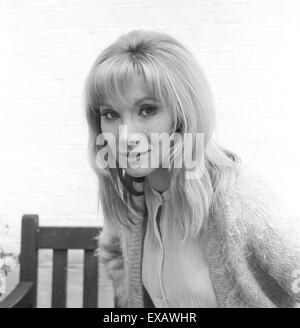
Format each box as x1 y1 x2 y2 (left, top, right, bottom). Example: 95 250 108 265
0 0 300 312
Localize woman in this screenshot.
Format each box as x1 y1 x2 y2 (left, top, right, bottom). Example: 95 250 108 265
83 29 300 308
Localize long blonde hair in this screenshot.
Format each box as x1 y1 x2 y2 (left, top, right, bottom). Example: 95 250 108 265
83 29 241 243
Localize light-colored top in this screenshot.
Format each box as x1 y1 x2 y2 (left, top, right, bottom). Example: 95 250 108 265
141 178 219 308
98 161 300 308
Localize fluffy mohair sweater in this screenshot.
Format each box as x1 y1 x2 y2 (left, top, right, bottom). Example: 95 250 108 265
97 162 300 308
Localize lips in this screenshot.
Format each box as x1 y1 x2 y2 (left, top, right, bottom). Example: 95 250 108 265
119 150 150 157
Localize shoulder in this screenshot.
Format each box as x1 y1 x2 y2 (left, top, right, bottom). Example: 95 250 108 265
217 162 300 246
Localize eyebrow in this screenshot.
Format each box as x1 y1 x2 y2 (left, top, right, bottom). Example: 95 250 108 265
99 96 157 107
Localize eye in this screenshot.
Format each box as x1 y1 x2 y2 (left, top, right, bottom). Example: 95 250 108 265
140 105 157 117
100 110 119 121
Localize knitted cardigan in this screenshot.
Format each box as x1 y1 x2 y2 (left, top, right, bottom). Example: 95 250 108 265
98 162 300 308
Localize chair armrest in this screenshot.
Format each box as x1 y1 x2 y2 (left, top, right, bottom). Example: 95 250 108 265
0 281 35 308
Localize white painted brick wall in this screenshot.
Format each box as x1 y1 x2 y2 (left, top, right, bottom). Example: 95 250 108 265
1 0 300 254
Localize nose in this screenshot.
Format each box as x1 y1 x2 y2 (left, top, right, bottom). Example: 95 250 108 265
119 123 142 154
127 135 140 152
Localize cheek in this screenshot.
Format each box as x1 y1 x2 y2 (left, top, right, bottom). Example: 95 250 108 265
101 122 118 138
100 123 119 153
148 115 175 158
148 112 174 134
163 111 175 132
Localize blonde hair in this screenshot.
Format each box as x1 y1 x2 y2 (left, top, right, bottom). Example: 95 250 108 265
83 29 241 243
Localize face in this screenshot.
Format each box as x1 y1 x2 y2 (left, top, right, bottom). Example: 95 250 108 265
99 74 174 178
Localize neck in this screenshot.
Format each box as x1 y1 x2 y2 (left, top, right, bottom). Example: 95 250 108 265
145 167 171 193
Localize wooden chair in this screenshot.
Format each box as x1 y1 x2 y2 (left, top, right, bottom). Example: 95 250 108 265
0 214 106 308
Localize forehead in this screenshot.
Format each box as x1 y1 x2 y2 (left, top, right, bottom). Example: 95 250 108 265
99 74 157 107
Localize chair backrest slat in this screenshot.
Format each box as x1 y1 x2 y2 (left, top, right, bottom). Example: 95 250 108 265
52 250 68 308
83 250 99 308
19 216 103 308
38 227 100 250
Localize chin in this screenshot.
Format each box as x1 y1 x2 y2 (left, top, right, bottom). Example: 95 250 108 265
124 166 157 178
